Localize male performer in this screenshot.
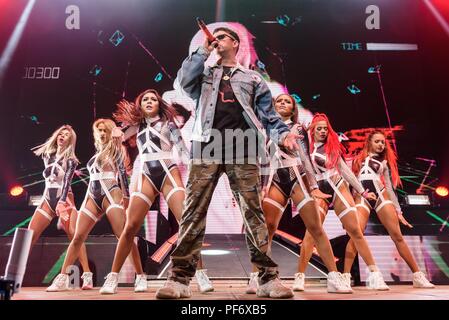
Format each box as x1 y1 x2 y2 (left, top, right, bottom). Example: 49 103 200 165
156 26 300 299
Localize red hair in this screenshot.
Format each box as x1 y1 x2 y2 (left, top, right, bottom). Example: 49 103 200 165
113 89 179 127
309 113 346 169
353 130 401 188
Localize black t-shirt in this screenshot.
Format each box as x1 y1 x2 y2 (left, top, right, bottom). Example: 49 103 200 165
212 67 250 134
194 67 255 163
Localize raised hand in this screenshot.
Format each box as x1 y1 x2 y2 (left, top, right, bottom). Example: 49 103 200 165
282 131 300 152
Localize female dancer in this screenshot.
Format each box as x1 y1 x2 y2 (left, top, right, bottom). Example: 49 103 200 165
343 130 434 288
100 89 213 294
296 113 390 291
247 94 352 294
46 119 147 292
29 125 91 289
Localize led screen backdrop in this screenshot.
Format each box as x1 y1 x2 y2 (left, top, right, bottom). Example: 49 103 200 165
0 0 448 235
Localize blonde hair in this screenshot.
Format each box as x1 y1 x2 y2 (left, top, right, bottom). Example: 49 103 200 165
32 125 79 163
93 118 126 168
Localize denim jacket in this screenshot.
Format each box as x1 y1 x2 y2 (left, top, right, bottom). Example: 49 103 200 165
176 46 290 148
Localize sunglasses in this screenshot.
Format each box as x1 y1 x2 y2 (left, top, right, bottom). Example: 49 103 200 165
215 34 237 42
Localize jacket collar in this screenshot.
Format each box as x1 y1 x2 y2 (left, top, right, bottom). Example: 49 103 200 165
210 60 247 74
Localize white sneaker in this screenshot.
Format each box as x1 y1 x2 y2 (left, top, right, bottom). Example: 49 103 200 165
46 273 69 292
342 273 351 288
156 279 192 299
366 271 390 290
245 272 259 294
256 277 294 299
100 272 119 295
292 272 305 291
327 271 353 293
195 269 214 293
81 272 93 290
134 274 148 293
413 271 435 288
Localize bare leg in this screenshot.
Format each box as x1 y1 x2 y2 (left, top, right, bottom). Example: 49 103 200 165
298 200 328 273
60 198 98 274
161 167 209 270
292 185 338 272
64 194 90 272
28 201 56 247
105 189 144 275
111 175 156 273
377 201 420 272
343 197 370 273
251 185 287 272
334 184 376 268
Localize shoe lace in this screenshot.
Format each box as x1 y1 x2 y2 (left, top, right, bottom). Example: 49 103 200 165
81 273 91 281
295 273 304 280
165 280 176 288
270 278 282 289
104 274 117 287
416 272 428 283
54 274 66 286
335 274 348 289
135 275 146 286
372 272 386 287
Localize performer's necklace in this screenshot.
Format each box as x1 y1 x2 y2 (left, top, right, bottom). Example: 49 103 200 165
222 69 232 81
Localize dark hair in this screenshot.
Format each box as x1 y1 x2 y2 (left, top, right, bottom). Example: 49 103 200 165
113 89 178 127
213 27 240 52
274 94 298 124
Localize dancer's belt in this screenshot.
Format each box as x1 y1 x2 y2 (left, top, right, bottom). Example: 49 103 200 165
141 152 173 162
359 173 379 182
90 172 116 181
315 169 338 182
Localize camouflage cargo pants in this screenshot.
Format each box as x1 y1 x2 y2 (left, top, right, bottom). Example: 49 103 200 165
168 162 278 285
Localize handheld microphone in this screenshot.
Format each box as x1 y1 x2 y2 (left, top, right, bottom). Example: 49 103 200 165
196 17 217 46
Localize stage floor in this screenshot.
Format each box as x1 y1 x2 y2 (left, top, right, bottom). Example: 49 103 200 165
12 281 449 300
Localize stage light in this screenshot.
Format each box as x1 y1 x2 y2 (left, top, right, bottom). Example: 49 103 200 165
424 0 449 37
200 249 231 256
405 194 431 206
0 0 36 87
10 186 24 197
436 186 449 197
